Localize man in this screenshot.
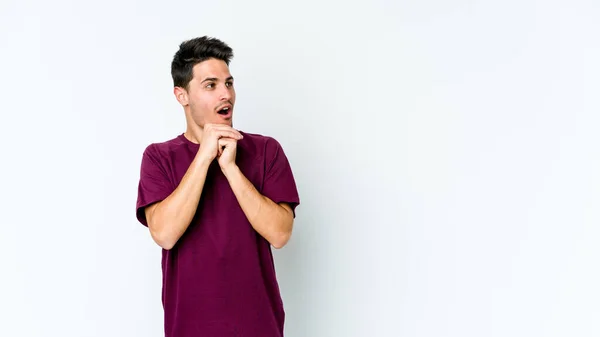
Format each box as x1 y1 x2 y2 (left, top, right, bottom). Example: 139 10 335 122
135 36 300 337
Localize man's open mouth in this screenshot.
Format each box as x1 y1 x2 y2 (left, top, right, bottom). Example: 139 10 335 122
217 106 231 115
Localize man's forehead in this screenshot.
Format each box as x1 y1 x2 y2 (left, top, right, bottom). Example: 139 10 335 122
193 60 232 79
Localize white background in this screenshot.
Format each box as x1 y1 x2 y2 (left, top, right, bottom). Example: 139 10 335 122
1 0 599 336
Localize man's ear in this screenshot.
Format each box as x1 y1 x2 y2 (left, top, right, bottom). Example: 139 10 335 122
174 86 189 106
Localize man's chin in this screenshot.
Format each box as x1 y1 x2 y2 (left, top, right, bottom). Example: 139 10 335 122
207 114 234 127
222 117 234 125
210 120 233 127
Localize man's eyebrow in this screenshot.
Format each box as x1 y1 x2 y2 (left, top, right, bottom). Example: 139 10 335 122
201 77 217 83
201 76 234 83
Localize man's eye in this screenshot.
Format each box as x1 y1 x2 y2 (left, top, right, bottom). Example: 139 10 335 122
226 82 233 87
206 83 214 88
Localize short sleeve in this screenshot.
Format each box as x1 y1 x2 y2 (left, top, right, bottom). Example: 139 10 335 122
261 138 300 217
136 145 173 226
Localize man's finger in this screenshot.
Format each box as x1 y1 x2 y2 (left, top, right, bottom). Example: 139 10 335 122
215 130 243 140
208 124 242 137
218 138 236 147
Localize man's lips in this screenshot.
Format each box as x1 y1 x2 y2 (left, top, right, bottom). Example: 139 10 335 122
217 104 233 116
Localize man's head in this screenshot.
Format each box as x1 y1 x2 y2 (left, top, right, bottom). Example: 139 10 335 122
172 36 236 128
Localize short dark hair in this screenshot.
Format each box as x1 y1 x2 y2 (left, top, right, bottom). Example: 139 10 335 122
171 36 234 89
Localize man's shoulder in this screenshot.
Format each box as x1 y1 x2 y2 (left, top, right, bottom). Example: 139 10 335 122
142 134 188 158
239 130 283 150
238 130 291 167
239 130 286 158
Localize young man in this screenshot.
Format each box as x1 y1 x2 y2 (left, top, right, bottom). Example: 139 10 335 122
135 36 300 337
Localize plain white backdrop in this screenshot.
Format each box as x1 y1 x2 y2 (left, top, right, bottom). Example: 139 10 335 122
1 0 599 336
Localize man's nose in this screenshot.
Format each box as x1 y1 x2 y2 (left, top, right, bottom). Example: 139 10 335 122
220 85 231 100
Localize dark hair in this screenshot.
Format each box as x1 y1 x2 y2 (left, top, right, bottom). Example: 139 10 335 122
171 36 234 89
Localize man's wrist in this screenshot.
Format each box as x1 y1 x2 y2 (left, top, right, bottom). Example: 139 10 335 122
221 163 240 179
193 152 214 171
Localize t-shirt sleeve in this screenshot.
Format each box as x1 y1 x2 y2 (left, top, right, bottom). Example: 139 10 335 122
261 138 300 217
136 144 173 226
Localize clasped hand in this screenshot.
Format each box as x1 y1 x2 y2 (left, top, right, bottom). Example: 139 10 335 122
195 123 243 171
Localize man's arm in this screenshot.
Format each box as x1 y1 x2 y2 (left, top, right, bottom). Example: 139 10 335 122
144 153 211 250
142 124 243 250
222 164 294 249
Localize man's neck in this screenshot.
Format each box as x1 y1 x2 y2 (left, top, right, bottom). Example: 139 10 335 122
183 129 201 144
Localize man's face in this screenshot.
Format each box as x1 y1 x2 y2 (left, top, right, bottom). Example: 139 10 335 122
179 58 236 127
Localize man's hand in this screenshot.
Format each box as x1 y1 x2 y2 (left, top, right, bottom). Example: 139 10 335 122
196 124 243 163
217 137 238 172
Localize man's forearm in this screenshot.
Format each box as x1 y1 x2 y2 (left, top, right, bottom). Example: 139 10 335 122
147 153 211 249
222 165 293 248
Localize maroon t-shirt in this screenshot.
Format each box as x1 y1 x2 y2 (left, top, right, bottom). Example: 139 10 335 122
136 131 300 337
